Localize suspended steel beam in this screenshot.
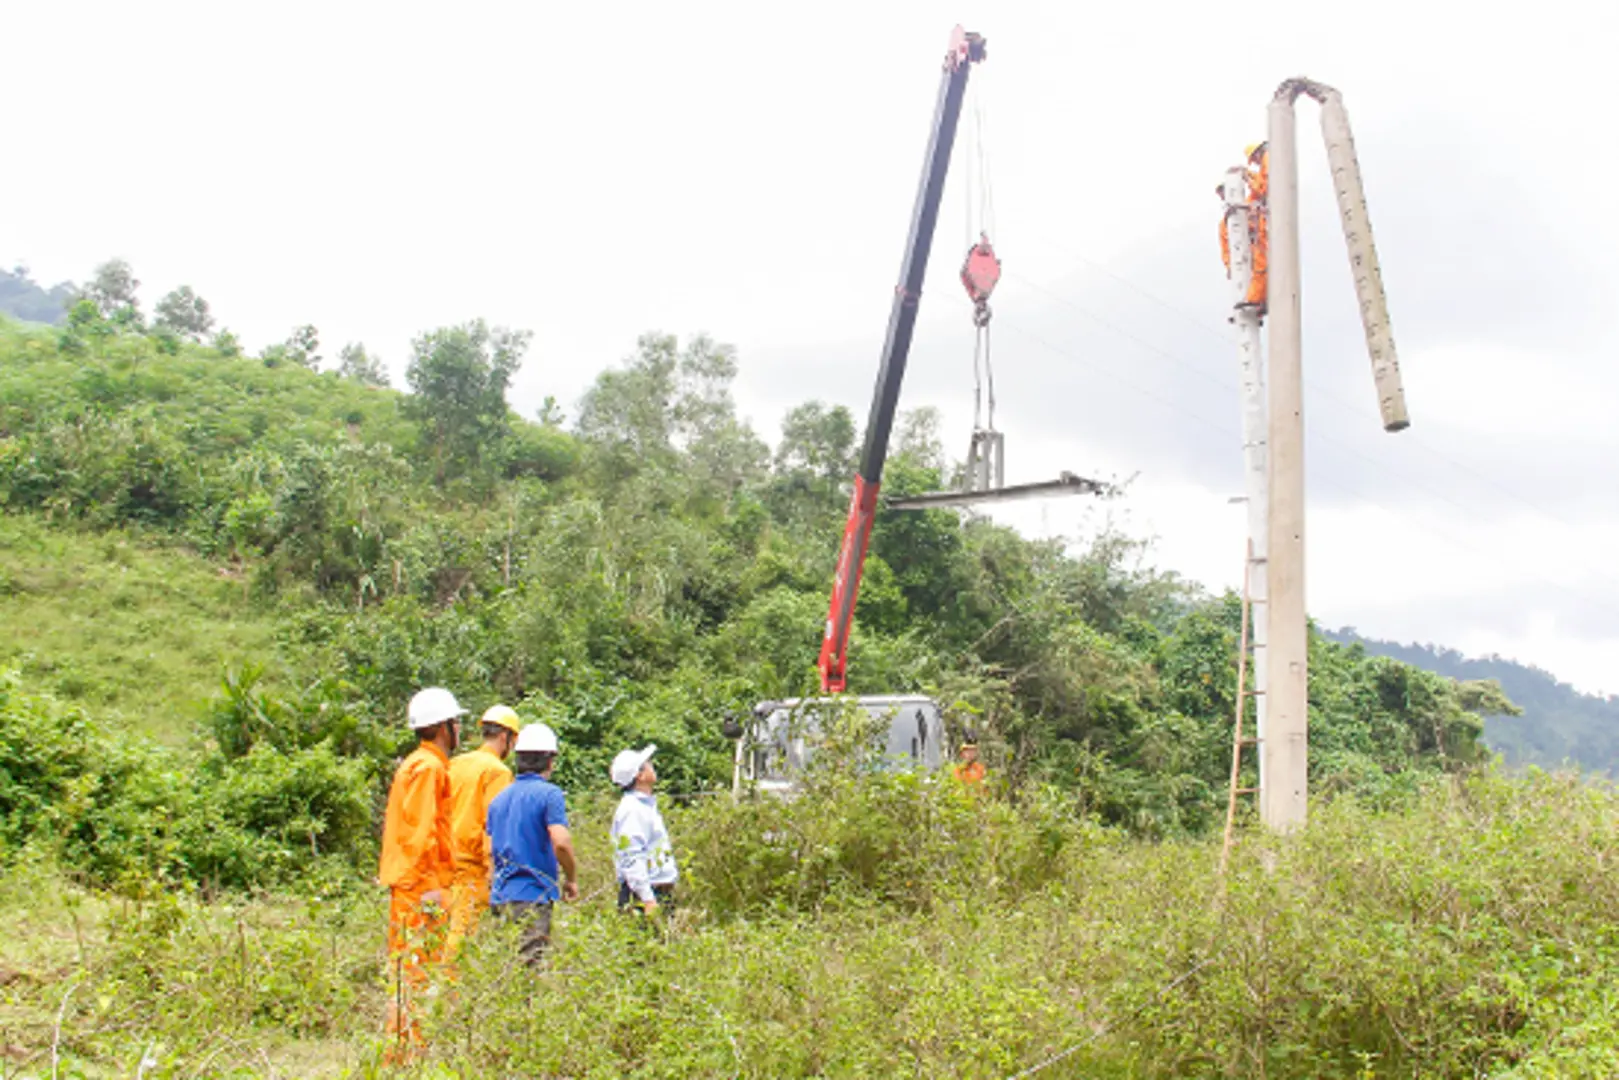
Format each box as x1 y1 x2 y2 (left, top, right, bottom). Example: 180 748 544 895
886 471 1112 511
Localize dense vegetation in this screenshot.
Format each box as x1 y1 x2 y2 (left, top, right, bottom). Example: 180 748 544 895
0 301 1505 885
1 264 1584 1075
8 769 1619 1078
1331 629 1619 775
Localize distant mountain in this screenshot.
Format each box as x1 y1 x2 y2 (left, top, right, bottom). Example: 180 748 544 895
0 265 75 325
1327 628 1619 774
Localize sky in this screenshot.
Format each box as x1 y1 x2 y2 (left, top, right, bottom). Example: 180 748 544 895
8 0 1617 694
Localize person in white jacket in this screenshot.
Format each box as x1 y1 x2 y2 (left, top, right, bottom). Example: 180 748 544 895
609 744 678 914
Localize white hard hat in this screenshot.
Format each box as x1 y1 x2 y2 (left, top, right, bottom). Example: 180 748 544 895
407 687 466 730
514 723 559 754
609 744 657 788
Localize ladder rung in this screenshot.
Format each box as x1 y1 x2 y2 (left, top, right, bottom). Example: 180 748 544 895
1236 786 1258 795
1238 737 1259 747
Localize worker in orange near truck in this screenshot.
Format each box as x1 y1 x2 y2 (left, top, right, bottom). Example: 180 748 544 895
444 704 520 957
1218 142 1270 315
952 732 986 786
378 686 463 1055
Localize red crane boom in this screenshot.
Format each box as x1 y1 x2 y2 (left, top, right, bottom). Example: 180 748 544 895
817 27 987 694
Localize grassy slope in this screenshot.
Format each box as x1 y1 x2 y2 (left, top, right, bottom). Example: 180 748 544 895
0 514 278 743
0 318 413 744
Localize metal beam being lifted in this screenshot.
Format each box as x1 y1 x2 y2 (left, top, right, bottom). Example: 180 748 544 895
887 471 1112 511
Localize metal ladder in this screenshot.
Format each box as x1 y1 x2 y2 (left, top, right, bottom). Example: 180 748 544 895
1220 540 1261 874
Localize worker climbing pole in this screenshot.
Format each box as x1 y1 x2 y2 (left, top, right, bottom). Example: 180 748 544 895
1217 140 1272 832
1219 143 1270 314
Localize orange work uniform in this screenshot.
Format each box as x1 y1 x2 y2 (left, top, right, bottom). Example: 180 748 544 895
952 760 986 785
378 741 454 1049
444 745 513 953
1246 148 1268 308
1218 148 1269 310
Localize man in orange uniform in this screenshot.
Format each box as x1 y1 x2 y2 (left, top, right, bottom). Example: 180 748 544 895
1217 142 1270 314
444 703 520 957
952 733 986 786
378 685 463 1055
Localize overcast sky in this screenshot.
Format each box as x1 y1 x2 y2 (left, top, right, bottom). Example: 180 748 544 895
9 1 1617 694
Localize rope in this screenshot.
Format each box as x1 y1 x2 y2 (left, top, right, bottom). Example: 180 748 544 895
983 322 996 430
964 75 990 242
972 328 985 431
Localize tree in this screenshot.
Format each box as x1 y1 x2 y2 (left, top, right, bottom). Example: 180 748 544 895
81 259 142 326
262 324 321 370
337 343 388 387
153 286 214 342
212 329 243 358
577 332 768 492
403 319 529 483
57 298 115 357
775 401 856 483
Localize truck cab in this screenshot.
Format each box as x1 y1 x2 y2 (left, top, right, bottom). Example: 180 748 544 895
726 695 946 797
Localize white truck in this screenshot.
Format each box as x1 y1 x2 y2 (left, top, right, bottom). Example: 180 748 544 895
724 695 947 798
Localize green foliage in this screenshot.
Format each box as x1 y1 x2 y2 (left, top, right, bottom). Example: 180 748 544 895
80 257 142 325
404 319 528 484
1332 628 1619 774
262 323 322 369
153 285 214 342
337 341 388 387
684 767 1088 918
0 669 371 890
11 773 1619 1077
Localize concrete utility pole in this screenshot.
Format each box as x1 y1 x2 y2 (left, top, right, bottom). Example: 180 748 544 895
1222 167 1269 802
1263 78 1410 832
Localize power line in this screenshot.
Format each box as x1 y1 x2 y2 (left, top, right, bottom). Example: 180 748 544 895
1009 237 1618 568
996 316 1619 628
999 271 1619 596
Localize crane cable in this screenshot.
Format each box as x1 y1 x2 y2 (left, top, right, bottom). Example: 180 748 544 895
961 73 1001 436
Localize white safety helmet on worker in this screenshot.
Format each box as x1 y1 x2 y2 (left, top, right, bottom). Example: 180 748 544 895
610 744 657 788
407 687 466 730
514 723 559 754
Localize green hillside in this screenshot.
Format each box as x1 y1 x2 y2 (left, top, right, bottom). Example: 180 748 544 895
0 514 278 742
5 286 1617 1078
1328 629 1619 774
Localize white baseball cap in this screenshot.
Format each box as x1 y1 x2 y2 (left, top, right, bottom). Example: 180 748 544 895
407 687 466 730
514 723 559 754
609 744 657 788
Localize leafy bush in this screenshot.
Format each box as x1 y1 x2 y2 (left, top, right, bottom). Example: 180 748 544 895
11 771 1619 1077
0 669 378 890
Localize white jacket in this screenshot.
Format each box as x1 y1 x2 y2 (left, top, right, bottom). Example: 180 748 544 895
611 790 678 902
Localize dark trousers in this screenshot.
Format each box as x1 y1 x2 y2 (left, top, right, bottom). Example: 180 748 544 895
493 900 553 964
617 881 675 912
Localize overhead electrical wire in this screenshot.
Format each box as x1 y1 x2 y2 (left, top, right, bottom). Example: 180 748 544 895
994 304 1619 629
1012 236 1616 580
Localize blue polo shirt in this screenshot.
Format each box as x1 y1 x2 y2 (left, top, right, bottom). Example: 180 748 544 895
486 774 569 905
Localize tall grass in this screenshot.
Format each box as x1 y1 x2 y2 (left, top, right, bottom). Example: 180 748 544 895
5 771 1619 1078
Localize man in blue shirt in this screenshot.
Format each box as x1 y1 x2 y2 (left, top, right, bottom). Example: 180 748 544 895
485 723 577 962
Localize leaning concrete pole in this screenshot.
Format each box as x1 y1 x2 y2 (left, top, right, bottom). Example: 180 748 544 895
1318 88 1410 432
1263 78 1411 832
